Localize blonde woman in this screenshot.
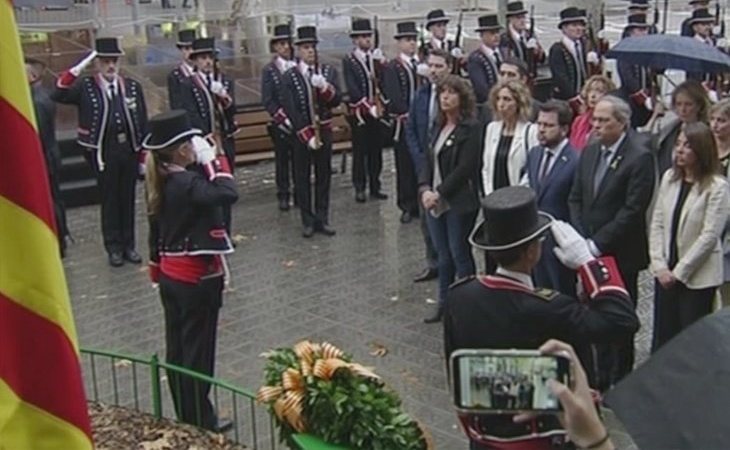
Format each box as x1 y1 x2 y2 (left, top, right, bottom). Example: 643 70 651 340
649 122 730 351
710 99 730 305
481 79 539 197
569 75 616 151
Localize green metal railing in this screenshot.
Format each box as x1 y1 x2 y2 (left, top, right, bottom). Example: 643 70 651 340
80 348 279 449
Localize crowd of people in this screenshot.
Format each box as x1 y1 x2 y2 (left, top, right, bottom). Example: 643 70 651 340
25 0 730 446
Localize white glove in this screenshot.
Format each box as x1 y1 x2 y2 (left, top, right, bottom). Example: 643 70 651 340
70 51 97 76
416 62 430 77
307 136 320 150
210 80 227 97
368 104 379 119
284 118 292 129
310 73 327 89
371 48 385 61
597 30 606 40
708 89 719 103
450 47 464 59
717 38 729 50
713 25 722 36
643 96 653 111
551 221 595 270
586 51 599 64
191 135 216 165
525 37 538 49
286 59 297 70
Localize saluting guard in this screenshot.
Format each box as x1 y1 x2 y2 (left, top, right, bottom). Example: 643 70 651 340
281 26 342 238
500 2 544 76
167 29 196 109
549 7 595 113
468 14 503 112
52 37 148 267
618 15 654 128
262 24 298 211
343 18 389 202
383 21 422 223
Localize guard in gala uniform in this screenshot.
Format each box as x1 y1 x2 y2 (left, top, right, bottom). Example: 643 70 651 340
500 1 544 76
167 29 196 109
468 14 503 114
52 38 148 267
549 8 595 114
281 26 342 238
618 15 654 128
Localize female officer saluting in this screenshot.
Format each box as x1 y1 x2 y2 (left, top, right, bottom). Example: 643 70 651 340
144 110 238 431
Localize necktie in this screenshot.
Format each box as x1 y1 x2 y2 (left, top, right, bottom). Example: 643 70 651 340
494 51 502 67
428 85 438 138
365 54 371 70
411 58 418 71
518 36 525 60
575 41 586 84
539 149 553 182
108 83 116 100
593 148 612 194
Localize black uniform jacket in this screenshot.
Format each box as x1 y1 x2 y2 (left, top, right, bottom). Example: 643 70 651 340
167 62 194 109
467 47 500 104
148 158 238 265
342 51 384 113
180 72 237 138
548 40 588 100
383 57 419 117
261 58 289 124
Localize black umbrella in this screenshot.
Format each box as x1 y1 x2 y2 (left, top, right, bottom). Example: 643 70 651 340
605 308 730 449
606 34 730 73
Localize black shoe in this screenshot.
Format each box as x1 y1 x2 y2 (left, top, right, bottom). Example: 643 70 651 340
123 249 142 264
355 191 367 203
315 224 336 236
278 198 290 211
108 252 124 267
370 191 388 200
413 267 438 282
423 306 443 324
400 211 413 224
302 226 315 238
213 417 234 433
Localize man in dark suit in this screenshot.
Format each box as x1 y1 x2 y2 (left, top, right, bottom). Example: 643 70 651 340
343 18 388 202
467 14 503 113
52 38 148 267
281 26 342 238
618 15 653 128
405 48 450 282
167 29 196 109
26 58 68 256
525 100 578 296
569 95 655 390
261 24 297 211
549 7 595 114
383 21 422 223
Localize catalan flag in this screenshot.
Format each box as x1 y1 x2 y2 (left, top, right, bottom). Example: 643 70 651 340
0 3 93 449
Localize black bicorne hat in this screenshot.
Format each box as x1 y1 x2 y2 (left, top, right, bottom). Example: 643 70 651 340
95 37 124 57
426 9 450 28
177 29 196 47
689 0 710 5
558 7 587 28
294 26 319 45
190 37 218 57
143 110 202 150
470 186 553 251
626 14 651 29
350 18 374 37
689 8 715 24
271 24 292 43
394 21 418 39
627 0 650 10
475 14 502 32
506 1 528 17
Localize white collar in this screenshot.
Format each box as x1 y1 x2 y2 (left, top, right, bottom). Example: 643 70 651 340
480 44 498 57
99 75 118 93
509 24 524 41
181 61 194 75
431 37 446 49
694 34 711 44
298 61 315 75
562 35 580 55
354 47 370 61
602 132 626 155
496 267 534 289
400 53 417 65
275 56 289 71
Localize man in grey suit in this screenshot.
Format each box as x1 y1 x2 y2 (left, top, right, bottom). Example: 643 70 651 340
569 95 655 391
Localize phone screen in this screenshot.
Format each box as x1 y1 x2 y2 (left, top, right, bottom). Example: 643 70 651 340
451 351 570 413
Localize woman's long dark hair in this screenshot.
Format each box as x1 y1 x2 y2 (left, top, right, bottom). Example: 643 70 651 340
672 121 720 189
436 75 476 125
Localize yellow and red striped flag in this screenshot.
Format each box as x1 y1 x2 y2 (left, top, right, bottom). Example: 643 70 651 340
0 3 93 449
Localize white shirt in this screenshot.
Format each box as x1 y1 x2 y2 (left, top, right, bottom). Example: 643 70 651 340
496 267 534 289
354 47 371 64
431 37 447 50
694 34 712 45
99 75 119 100
400 52 418 68
509 24 525 42
561 35 580 57
275 56 289 73
601 132 627 161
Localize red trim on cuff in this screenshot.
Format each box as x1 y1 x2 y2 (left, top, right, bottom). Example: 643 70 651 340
319 83 335 102
578 256 629 299
202 161 216 180
273 108 288 124
629 90 648 106
216 155 232 174
297 126 315 143
57 71 77 88
137 150 148 165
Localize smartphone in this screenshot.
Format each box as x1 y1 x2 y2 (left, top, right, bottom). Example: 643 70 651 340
449 349 570 413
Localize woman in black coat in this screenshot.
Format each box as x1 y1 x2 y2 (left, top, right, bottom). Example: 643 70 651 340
419 75 483 323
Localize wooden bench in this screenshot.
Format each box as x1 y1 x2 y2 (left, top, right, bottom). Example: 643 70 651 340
233 105 352 166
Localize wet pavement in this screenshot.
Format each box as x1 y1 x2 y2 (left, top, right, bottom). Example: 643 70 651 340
64 153 653 449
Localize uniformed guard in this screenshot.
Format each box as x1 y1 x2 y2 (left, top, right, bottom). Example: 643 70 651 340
500 1 544 77
383 21 422 223
681 0 711 36
618 14 654 128
687 9 719 86
549 7 595 114
343 18 389 202
281 26 342 238
261 23 297 211
443 186 639 449
420 9 465 68
167 29 196 109
621 0 658 37
52 37 148 267
467 14 503 114
144 110 237 433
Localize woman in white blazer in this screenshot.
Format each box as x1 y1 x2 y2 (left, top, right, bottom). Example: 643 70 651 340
649 122 730 351
481 79 539 197
710 99 730 305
